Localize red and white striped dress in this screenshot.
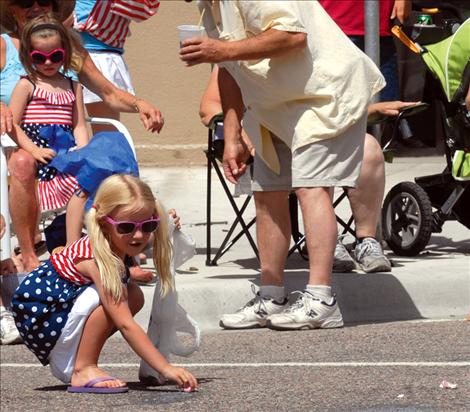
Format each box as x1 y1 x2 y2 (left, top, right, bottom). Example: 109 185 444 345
21 80 80 211
75 0 160 49
50 236 93 285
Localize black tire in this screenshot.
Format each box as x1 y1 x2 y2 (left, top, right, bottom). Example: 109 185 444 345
382 182 433 256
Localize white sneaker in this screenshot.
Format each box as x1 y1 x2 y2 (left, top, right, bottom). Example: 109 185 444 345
0 307 22 345
332 239 356 272
267 291 344 330
354 237 391 273
220 288 288 329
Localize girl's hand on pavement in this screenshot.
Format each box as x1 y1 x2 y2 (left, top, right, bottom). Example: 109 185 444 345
161 365 198 392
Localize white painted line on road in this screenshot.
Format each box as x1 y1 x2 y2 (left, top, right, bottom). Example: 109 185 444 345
2 361 470 368
135 144 205 150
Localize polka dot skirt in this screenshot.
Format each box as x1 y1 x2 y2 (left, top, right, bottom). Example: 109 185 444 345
11 260 88 365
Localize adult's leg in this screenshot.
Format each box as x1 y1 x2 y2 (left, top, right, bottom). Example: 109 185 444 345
70 282 144 388
7 149 41 271
347 134 385 238
296 186 336 285
347 134 391 272
254 191 291 286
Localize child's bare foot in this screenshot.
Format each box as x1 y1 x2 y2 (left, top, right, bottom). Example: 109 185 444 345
71 365 127 389
20 253 41 273
129 265 155 283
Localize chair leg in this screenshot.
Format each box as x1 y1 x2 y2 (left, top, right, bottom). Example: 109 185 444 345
205 147 214 266
1 148 12 259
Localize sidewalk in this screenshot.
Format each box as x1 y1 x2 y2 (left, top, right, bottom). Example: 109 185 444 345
133 156 470 331
2 157 467 332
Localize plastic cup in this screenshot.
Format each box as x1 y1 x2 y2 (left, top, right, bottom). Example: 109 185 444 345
177 25 205 45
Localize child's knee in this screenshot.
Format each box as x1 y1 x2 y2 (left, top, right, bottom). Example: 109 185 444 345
128 282 145 314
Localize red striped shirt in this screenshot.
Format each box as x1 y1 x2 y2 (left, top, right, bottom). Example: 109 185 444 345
50 236 93 285
76 0 159 49
22 87 75 126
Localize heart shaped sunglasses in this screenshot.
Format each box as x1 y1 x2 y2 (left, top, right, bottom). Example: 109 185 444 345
30 48 65 65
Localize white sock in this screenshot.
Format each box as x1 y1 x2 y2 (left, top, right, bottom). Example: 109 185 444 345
259 285 285 303
306 285 332 302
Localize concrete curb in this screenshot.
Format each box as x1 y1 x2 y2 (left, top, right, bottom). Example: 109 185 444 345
134 251 470 332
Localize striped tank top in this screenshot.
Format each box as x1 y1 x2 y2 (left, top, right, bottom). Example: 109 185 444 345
22 84 75 126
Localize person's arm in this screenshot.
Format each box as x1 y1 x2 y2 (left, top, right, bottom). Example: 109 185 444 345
9 80 56 163
218 68 251 184
367 100 419 117
77 50 164 133
390 0 411 24
78 259 197 390
71 81 89 147
0 37 14 135
180 28 307 66
199 66 223 127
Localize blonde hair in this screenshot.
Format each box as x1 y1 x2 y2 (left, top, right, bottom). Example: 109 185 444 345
86 175 173 302
20 14 82 80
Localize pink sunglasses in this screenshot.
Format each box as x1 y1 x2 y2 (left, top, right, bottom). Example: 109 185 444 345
30 48 65 65
103 215 160 234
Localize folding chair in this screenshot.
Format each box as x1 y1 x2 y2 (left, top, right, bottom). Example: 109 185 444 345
0 117 136 260
204 114 258 266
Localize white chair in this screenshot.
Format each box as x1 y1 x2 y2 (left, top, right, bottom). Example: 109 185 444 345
0 118 136 260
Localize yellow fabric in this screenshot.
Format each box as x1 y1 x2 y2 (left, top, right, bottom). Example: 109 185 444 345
199 0 385 171
260 125 280 175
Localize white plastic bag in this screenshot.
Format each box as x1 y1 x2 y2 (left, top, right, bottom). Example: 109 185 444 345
139 220 200 384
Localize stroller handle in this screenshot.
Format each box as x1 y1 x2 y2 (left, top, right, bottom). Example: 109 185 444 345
412 1 467 22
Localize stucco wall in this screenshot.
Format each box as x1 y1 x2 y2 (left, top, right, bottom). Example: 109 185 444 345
120 1 211 166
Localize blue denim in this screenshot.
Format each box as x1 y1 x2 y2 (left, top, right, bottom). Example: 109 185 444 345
349 35 400 101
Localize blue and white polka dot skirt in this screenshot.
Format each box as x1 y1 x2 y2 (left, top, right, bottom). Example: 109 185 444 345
11 260 88 365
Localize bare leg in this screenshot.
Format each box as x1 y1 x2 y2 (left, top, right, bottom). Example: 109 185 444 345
86 102 121 134
296 187 336 286
347 134 385 238
65 192 87 245
253 191 291 286
7 149 41 271
71 282 144 388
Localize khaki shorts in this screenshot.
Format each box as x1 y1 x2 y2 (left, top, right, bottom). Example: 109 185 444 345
252 114 367 191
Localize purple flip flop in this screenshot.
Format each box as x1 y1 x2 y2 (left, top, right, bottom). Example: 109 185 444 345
67 377 129 394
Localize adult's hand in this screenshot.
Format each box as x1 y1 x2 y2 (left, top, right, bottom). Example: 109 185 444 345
368 100 419 117
179 37 228 66
135 99 165 134
222 138 251 184
0 101 13 135
391 0 412 24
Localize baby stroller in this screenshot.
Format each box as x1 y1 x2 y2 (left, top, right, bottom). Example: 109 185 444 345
381 13 470 256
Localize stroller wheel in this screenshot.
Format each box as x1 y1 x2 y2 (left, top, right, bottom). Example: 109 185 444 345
382 182 433 256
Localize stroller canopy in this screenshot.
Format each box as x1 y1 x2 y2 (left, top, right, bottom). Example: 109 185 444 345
422 18 470 102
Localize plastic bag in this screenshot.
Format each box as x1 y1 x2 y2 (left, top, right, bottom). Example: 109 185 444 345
139 221 199 384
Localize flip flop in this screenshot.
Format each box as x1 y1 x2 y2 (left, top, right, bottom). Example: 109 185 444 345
67 377 129 394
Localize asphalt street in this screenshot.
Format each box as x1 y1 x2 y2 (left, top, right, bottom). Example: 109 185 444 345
1 320 469 411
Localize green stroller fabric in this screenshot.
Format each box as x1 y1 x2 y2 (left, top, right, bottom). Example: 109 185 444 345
422 18 470 102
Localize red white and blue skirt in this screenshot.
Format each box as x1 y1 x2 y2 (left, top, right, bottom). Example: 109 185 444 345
21 123 80 211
